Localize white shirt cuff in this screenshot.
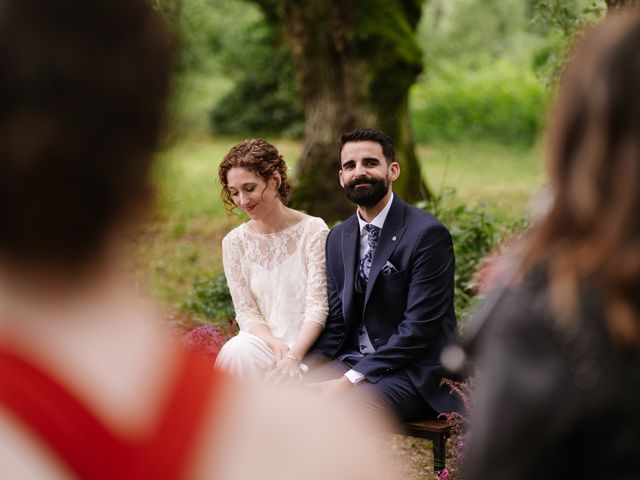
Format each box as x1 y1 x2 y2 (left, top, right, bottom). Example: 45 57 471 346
344 369 366 384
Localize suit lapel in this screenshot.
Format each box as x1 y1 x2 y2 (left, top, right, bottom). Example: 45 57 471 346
365 196 407 304
341 215 359 320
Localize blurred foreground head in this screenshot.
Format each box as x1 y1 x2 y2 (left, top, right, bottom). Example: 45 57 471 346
525 11 640 344
0 0 172 275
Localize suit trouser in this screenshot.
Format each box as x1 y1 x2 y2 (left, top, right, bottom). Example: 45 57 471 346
305 359 437 422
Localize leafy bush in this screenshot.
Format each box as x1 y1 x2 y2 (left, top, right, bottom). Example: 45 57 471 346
418 198 528 323
411 58 547 144
209 46 304 138
181 271 235 325
530 0 606 87
182 324 226 360
208 13 304 138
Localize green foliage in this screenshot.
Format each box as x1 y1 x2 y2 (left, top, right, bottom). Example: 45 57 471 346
181 271 235 324
530 0 606 87
418 197 528 322
208 5 303 137
155 0 254 73
411 0 551 144
419 0 542 66
355 0 424 66
411 58 547 144
532 0 605 38
209 43 303 137
155 0 304 137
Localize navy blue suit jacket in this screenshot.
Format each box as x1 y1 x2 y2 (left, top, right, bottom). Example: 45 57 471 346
309 196 460 413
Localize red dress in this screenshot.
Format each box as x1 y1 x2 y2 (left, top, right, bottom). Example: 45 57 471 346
0 345 225 479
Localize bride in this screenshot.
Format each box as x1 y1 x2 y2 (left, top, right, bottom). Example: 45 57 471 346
215 139 329 383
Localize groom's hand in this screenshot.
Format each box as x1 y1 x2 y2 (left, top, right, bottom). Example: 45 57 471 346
307 376 353 397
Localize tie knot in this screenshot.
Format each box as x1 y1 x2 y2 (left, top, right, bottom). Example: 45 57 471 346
363 224 380 248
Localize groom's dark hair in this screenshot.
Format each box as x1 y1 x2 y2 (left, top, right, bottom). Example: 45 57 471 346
339 128 396 164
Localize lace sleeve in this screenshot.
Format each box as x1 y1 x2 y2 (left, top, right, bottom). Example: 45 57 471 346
222 230 267 331
302 219 329 326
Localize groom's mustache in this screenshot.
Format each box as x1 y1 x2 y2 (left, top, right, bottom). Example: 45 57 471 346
346 178 377 188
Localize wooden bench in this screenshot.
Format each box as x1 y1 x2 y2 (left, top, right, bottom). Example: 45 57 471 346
402 419 457 472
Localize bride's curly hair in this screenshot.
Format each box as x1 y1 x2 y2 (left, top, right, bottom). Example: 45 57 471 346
218 139 292 213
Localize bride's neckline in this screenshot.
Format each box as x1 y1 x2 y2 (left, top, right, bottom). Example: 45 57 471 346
244 216 310 236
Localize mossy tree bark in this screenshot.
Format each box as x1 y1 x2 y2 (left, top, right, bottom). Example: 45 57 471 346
254 0 430 222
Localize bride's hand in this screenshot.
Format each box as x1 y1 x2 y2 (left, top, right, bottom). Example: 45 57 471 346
265 355 303 385
266 338 290 362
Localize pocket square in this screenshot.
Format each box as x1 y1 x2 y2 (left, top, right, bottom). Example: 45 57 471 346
381 261 399 276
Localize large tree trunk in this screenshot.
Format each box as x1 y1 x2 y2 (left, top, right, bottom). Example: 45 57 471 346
278 0 428 222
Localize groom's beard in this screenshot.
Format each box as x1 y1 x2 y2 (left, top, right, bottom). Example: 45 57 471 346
345 176 389 207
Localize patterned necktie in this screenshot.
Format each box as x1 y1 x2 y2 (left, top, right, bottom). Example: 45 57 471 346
358 224 381 288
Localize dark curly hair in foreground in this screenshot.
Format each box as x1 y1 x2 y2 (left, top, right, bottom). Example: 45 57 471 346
0 0 173 271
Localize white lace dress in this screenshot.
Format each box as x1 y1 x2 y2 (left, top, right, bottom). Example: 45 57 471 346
215 215 329 380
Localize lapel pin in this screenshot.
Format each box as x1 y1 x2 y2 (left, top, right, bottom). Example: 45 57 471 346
392 236 397 241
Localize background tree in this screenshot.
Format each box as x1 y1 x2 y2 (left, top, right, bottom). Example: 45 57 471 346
251 0 429 221
209 15 304 138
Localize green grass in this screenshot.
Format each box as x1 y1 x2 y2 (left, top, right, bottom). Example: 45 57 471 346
154 138 229 221
139 135 545 315
419 140 545 220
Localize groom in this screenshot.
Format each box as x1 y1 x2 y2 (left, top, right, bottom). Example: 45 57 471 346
305 127 461 421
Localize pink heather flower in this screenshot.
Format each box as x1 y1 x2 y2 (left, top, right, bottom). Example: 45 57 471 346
182 324 225 361
438 468 449 480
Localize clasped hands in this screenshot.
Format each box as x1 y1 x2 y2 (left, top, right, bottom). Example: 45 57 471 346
264 339 303 385
263 339 356 396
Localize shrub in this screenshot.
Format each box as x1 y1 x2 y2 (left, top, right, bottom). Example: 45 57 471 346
417 198 528 324
411 58 547 145
182 324 226 361
209 45 304 138
208 18 304 138
427 378 474 480
181 271 235 325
